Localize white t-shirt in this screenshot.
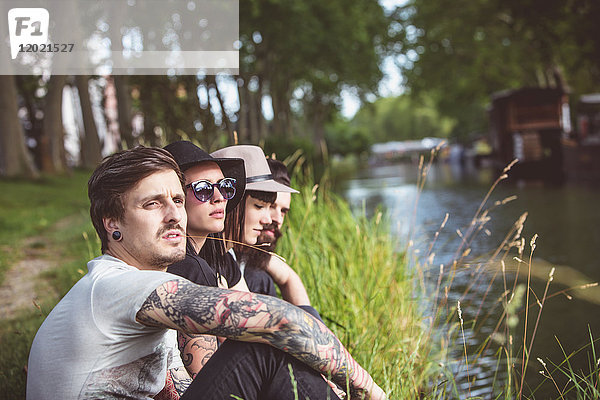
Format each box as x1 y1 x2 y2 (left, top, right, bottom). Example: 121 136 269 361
27 255 184 399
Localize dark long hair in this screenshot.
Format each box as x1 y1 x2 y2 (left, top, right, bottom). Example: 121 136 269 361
224 190 276 254
197 232 228 278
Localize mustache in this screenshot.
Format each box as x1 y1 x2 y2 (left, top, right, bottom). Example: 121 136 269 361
256 223 282 249
156 223 186 238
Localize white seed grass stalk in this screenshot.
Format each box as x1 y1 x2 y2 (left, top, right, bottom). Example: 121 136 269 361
458 300 471 398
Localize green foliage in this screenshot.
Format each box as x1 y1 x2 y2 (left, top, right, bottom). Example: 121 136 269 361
263 136 316 163
239 0 394 143
325 94 457 155
325 114 375 156
395 0 600 139
277 173 439 398
356 95 456 142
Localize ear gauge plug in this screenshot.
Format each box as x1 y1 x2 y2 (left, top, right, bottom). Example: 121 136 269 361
112 231 122 241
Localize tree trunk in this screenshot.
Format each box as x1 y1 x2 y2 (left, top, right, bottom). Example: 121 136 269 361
271 89 283 137
236 78 249 143
0 76 39 178
207 75 233 139
198 81 219 150
76 76 103 168
114 75 134 149
40 75 67 173
15 76 44 169
247 84 260 144
311 97 326 158
256 78 267 141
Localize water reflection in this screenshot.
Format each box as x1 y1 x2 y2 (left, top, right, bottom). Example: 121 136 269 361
342 161 600 398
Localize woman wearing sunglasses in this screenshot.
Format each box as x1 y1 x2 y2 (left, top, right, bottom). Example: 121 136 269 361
164 141 248 293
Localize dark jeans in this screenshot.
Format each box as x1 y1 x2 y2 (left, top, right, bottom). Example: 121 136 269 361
181 340 341 400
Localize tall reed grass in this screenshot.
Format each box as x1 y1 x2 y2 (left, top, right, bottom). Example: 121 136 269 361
391 150 600 399
277 163 441 399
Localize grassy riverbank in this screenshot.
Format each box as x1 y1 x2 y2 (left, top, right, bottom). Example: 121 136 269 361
0 168 436 398
279 173 437 398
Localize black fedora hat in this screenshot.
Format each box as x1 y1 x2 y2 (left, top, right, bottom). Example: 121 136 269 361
164 141 246 212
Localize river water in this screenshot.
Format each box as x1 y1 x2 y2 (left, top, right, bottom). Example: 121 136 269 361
341 160 600 398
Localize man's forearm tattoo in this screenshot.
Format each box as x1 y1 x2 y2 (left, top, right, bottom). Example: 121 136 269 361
170 367 192 396
137 279 373 395
177 331 217 378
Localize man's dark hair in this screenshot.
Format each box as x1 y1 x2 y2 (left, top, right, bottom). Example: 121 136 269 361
88 146 184 253
238 160 291 270
267 158 291 186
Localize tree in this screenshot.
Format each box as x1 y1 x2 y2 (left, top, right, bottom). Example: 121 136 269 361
325 94 457 156
113 75 135 149
76 76 103 168
39 76 67 173
238 0 393 154
0 76 39 178
396 0 600 138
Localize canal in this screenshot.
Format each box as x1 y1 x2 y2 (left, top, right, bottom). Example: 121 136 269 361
341 160 600 398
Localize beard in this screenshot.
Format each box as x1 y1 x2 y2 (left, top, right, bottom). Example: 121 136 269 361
239 223 282 271
148 246 186 270
256 223 282 252
146 223 187 270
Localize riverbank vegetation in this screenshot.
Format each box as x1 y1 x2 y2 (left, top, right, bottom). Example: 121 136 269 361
278 166 439 398
0 167 439 398
2 158 598 398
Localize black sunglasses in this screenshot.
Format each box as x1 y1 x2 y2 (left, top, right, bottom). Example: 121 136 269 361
185 178 236 203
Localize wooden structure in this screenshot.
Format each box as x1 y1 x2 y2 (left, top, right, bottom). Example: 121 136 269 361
488 87 570 181
563 93 600 182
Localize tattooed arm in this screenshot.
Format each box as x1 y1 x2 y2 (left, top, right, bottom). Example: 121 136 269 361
170 366 192 395
177 332 217 378
136 279 386 400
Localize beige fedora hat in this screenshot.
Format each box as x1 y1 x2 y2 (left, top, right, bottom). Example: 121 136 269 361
211 145 298 193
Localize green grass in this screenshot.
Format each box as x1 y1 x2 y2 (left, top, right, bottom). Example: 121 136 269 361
0 170 99 398
0 171 91 285
278 172 439 398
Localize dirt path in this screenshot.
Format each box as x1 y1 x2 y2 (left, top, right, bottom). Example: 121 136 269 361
0 217 78 320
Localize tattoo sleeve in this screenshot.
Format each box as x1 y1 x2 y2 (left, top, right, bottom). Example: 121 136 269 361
177 331 217 378
137 279 379 399
169 366 192 396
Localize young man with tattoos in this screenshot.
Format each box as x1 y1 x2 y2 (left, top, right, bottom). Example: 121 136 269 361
26 146 386 400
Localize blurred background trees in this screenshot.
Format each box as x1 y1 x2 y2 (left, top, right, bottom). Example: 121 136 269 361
395 0 600 140
0 0 598 177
